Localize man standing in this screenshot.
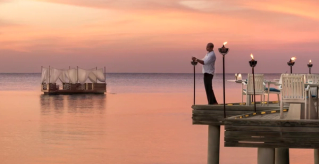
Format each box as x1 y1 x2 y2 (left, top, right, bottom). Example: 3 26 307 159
192 43 218 105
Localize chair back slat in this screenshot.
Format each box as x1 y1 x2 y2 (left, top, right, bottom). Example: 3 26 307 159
281 74 305 100
247 74 264 94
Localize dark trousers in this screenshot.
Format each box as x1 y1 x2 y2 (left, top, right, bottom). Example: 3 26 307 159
204 73 218 105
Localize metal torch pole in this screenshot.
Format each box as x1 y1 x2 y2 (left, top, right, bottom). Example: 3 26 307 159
49 65 50 84
223 55 226 118
252 66 256 112
310 67 311 74
69 66 71 90
290 66 292 74
193 64 196 105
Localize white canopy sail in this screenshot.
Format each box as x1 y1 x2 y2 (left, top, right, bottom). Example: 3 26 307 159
94 68 106 82
68 68 78 84
49 68 62 83
88 68 106 83
41 67 106 83
41 68 49 83
88 71 97 83
59 70 69 83
78 68 90 84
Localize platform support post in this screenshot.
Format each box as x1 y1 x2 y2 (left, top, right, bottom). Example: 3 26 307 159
208 125 220 164
275 148 289 164
315 149 319 164
258 148 275 164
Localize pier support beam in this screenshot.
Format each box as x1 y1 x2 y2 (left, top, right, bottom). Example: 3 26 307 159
315 149 319 164
275 148 289 164
258 148 275 164
208 125 220 164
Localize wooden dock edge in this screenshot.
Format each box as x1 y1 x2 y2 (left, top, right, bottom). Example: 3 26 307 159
224 118 319 149
192 103 282 125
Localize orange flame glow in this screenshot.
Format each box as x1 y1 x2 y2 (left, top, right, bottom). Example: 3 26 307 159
291 57 296 61
250 53 254 60
223 42 227 46
310 60 312 63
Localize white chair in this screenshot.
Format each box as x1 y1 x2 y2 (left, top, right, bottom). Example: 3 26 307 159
280 74 310 118
306 74 319 114
306 74 319 84
306 74 319 97
242 74 265 106
263 81 280 106
265 73 300 105
278 73 306 89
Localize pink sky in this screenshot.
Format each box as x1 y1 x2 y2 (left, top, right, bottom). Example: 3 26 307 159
1 0 319 73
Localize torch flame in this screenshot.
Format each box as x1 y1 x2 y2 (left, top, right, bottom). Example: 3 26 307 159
310 60 312 63
250 53 254 60
291 57 296 61
223 42 227 46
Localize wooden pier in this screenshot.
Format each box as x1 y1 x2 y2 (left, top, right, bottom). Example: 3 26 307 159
192 103 319 164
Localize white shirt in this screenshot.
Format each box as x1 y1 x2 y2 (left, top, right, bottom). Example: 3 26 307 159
202 51 216 75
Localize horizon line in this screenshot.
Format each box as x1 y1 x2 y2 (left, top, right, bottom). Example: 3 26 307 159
0 72 312 74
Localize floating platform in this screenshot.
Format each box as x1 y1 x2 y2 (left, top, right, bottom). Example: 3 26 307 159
41 83 106 95
41 66 107 95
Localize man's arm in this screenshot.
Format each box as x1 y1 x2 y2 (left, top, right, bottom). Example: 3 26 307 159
192 57 204 65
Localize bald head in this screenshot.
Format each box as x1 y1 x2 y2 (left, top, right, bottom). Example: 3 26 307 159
206 43 214 52
207 43 214 48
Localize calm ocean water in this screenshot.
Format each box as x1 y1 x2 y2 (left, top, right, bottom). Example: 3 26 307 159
0 73 314 164
0 73 282 92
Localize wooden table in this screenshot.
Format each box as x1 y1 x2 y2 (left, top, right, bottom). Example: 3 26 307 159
227 80 243 83
228 79 280 106
227 80 251 105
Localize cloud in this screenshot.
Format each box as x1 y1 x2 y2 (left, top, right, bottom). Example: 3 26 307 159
0 20 9 27
34 0 317 14
0 20 19 27
35 0 319 21
179 0 248 12
35 0 184 11
244 0 319 20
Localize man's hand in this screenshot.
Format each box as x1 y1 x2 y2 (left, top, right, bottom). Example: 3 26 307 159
192 57 204 65
192 57 197 61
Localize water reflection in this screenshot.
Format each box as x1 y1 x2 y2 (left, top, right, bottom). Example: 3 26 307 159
39 94 107 149
40 94 106 115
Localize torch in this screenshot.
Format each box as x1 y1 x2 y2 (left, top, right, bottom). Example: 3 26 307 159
287 57 296 74
249 54 257 112
191 59 198 105
218 42 229 118
308 60 313 74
